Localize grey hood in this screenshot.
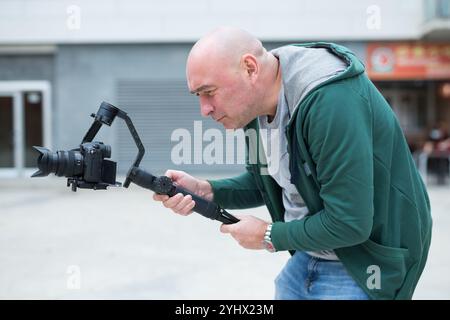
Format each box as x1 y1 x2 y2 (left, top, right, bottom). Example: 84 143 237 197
270 45 349 114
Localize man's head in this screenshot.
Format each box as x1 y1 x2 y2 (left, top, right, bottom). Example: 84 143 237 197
186 27 281 129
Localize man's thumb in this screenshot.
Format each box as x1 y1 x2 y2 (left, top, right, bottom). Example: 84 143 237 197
165 169 181 181
220 224 232 234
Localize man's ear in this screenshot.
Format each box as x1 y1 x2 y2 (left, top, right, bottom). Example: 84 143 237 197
241 54 258 80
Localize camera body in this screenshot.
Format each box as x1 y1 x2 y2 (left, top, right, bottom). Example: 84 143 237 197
32 140 117 191
66 140 117 191
81 141 113 183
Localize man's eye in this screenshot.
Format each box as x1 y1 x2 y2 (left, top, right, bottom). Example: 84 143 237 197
196 90 215 97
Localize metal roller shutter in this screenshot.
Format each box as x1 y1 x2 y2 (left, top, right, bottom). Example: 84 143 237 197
116 79 244 175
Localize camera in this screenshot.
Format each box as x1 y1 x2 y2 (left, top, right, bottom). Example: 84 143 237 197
32 141 117 191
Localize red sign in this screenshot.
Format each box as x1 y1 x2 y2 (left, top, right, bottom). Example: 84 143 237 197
367 42 450 80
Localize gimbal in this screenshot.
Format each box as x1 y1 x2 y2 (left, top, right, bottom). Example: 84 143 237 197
32 101 239 225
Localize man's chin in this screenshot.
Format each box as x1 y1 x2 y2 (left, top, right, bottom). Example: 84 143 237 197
218 117 247 130
222 122 243 130
222 124 234 129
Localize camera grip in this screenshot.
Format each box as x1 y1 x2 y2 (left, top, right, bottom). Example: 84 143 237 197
169 185 239 224
127 167 239 224
168 185 217 217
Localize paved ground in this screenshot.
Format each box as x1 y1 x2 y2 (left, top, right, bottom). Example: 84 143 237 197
0 174 449 299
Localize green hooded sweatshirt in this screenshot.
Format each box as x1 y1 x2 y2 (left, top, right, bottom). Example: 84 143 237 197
208 42 432 300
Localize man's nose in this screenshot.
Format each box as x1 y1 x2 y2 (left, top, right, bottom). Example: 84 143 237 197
200 98 214 117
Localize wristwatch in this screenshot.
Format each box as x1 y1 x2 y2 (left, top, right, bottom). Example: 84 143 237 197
262 223 276 252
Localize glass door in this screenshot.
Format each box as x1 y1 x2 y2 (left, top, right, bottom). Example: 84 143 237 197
23 91 44 168
0 95 14 168
0 92 23 175
0 82 51 177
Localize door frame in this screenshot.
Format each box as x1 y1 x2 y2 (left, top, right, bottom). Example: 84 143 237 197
0 81 52 177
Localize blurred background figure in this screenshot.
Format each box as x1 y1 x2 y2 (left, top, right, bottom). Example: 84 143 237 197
423 122 450 184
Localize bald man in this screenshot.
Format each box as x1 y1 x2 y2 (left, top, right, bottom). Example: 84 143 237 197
153 27 432 300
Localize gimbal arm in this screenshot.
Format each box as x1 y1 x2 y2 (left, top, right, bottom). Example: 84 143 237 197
86 102 239 225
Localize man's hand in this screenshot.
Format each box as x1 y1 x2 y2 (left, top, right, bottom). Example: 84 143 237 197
152 170 213 216
220 215 270 250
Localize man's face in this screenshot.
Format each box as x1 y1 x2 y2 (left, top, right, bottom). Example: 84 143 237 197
187 58 256 129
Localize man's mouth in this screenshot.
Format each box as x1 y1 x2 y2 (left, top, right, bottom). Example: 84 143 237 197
214 115 225 122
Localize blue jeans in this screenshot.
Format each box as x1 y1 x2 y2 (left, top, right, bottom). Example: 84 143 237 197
275 251 370 300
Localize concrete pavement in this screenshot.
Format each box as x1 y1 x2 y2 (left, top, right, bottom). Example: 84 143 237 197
0 175 448 299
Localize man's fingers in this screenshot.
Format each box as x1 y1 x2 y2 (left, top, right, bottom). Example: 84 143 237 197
173 194 193 213
178 200 196 216
162 193 183 208
159 193 195 216
153 193 169 201
153 170 196 218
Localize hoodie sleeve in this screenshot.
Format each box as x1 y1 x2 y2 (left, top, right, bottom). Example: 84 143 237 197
271 82 374 251
207 167 265 209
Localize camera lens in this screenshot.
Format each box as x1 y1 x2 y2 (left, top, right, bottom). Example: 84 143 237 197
31 146 84 178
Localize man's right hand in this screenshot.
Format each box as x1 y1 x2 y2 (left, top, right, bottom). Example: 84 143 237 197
152 170 213 216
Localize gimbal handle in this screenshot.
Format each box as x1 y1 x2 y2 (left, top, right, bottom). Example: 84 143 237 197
127 167 239 225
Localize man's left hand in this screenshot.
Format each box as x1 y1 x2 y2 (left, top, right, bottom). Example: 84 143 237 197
220 215 270 250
